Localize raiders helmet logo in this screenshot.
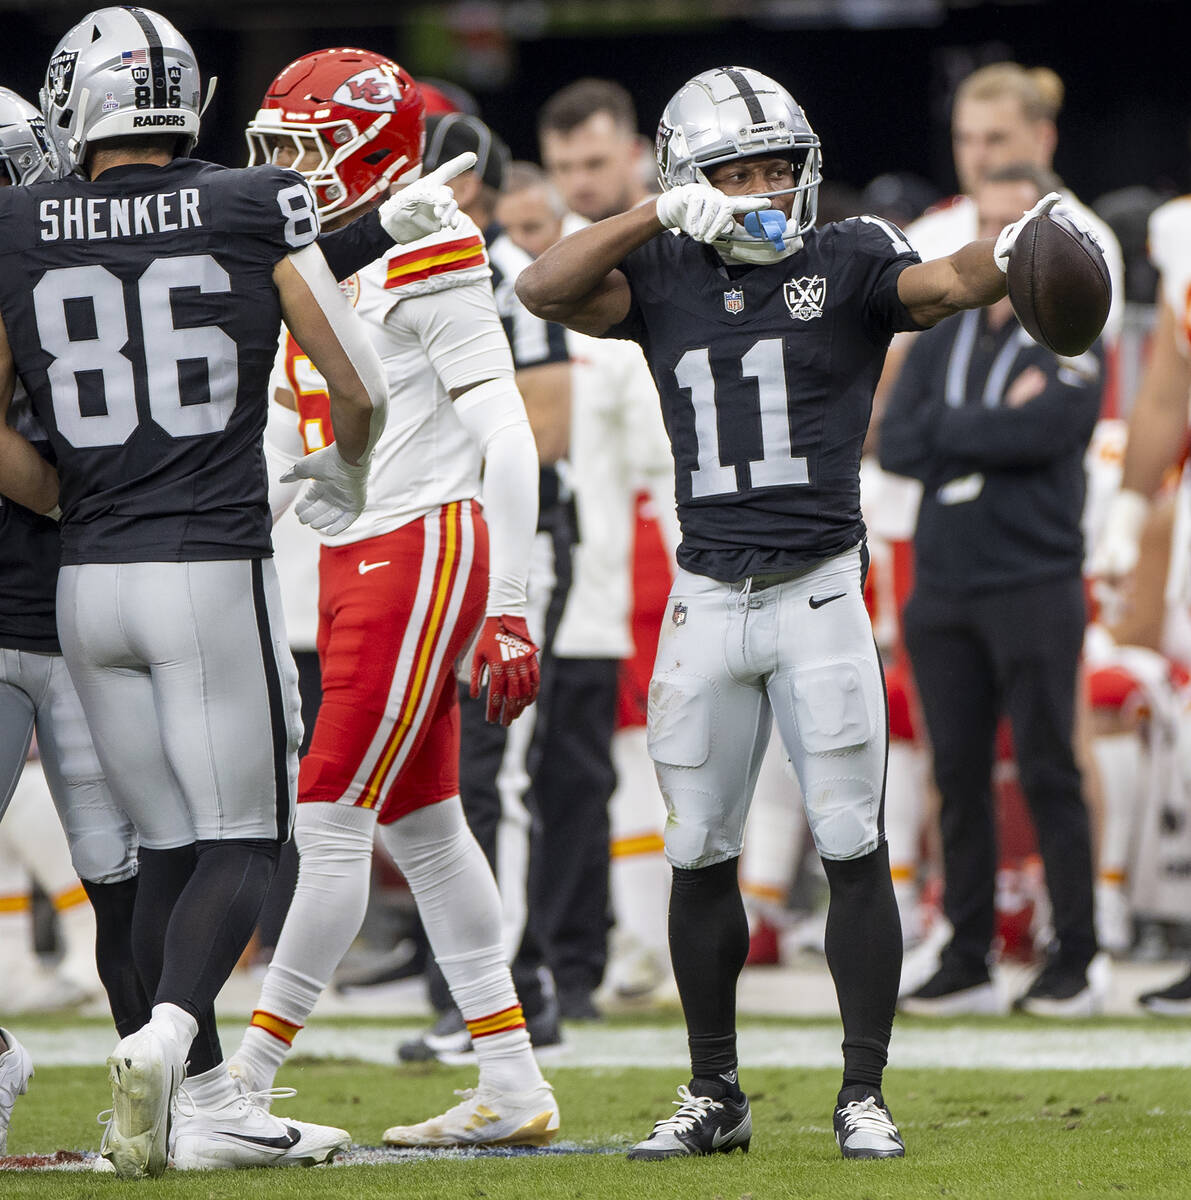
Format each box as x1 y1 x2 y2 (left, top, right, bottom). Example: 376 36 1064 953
783 275 827 321
46 49 79 108
334 69 400 113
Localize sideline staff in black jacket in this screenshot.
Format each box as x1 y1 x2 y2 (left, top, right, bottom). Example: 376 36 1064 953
879 163 1103 1016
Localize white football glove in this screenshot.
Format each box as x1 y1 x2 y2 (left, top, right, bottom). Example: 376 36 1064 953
655 183 769 245
377 151 477 244
280 444 369 536
993 190 1107 274
1089 487 1149 581
993 190 1062 273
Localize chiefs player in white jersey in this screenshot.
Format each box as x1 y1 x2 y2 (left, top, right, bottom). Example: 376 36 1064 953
227 48 559 1145
1093 194 1191 1008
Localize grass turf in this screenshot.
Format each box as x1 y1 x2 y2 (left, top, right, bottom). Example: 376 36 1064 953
5 1057 1191 1198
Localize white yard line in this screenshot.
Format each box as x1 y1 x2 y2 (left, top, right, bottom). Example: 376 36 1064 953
17 1021 1191 1070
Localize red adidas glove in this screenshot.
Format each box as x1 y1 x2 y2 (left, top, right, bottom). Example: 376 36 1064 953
469 615 540 726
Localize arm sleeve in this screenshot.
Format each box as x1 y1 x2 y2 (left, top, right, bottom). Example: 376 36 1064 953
877 335 941 481
932 348 1104 467
318 209 393 283
454 380 540 616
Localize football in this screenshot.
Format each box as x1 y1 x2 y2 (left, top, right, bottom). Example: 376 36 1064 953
1005 211 1112 357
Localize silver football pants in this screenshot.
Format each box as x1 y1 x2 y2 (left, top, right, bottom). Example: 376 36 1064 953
57 558 301 848
647 545 888 869
0 646 137 882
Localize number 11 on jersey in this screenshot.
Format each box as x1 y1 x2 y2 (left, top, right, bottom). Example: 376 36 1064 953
675 336 809 499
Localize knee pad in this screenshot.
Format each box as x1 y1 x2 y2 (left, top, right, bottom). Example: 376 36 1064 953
648 674 742 869
71 828 138 884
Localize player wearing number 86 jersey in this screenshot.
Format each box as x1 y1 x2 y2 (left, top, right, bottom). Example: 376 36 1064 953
0 6 385 1178
517 64 1080 1161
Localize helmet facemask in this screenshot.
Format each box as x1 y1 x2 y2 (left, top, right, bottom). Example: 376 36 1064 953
246 49 425 225
656 66 823 263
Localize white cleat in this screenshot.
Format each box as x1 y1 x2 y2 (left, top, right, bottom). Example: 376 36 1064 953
0 1027 34 1155
102 1026 185 1178
382 1082 560 1148
170 1086 350 1170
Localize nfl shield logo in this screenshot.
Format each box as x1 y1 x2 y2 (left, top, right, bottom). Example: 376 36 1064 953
783 275 827 321
672 603 687 627
723 287 744 315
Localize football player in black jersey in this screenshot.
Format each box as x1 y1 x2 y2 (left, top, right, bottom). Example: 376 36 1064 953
518 65 1104 1160
0 7 394 1178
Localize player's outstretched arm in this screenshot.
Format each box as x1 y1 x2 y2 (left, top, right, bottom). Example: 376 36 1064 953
515 202 662 336
0 315 59 517
274 246 388 534
895 237 1006 328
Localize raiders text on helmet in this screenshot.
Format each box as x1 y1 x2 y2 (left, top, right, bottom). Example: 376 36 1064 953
0 86 60 185
657 66 822 259
39 6 210 174
246 48 424 222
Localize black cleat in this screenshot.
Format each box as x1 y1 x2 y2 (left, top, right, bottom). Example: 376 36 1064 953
834 1094 905 1159
627 1085 751 1160
1139 966 1191 1015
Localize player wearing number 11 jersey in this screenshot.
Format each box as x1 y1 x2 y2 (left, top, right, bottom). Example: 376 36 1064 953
517 65 1095 1161
0 6 387 1178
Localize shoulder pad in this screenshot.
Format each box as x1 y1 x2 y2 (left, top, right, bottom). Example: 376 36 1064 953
382 213 488 296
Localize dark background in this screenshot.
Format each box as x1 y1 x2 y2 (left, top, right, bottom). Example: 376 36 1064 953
1 0 1186 207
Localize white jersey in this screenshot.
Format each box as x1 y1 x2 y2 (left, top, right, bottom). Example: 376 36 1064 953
1150 196 1191 361
553 329 676 659
267 215 507 546
907 191 1126 341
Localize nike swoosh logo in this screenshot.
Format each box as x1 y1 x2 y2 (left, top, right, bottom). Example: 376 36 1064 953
358 560 391 575
711 1115 749 1149
213 1126 301 1150
808 592 846 610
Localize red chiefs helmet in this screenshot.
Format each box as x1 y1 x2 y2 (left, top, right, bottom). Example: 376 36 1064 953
246 47 424 221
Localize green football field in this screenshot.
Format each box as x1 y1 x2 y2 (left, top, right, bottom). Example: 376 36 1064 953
4 1014 1191 1198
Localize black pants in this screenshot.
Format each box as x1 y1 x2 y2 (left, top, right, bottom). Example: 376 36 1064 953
526 654 619 998
903 574 1096 972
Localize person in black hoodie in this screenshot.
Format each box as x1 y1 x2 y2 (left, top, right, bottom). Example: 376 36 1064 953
879 162 1103 1018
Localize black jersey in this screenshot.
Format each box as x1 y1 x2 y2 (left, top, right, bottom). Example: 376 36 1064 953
606 217 922 581
0 389 60 653
0 158 320 566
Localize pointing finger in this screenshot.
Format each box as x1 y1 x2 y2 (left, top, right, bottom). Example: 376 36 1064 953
420 151 478 188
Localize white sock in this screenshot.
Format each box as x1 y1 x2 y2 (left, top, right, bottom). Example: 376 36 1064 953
608 728 670 967
184 1062 239 1109
884 740 928 932
740 729 803 906
1092 731 1141 885
147 1002 198 1057
378 797 543 1095
232 803 375 1092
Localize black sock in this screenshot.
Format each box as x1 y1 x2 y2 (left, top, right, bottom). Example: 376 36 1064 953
669 858 748 1099
156 838 281 1019
186 1007 224 1076
132 845 199 1008
82 876 151 1038
838 1082 884 1108
822 843 902 1094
